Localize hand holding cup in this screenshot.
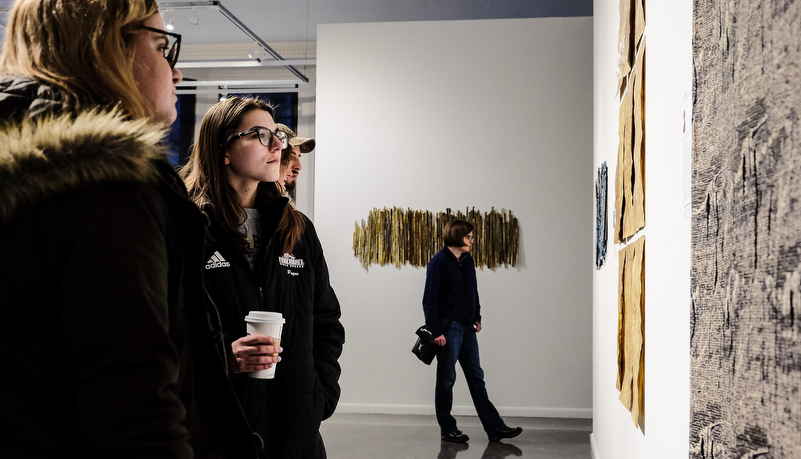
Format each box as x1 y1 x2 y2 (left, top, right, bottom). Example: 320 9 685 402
244 311 285 379
230 334 282 374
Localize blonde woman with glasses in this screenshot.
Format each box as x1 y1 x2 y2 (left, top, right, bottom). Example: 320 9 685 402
0 1 258 457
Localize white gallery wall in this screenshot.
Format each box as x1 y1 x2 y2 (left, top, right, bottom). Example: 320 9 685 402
315 17 593 418
592 0 691 458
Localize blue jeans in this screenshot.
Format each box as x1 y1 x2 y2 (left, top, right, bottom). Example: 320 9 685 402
435 321 505 435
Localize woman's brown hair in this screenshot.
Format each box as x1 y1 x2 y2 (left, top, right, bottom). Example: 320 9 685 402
180 96 305 254
443 219 474 248
0 0 160 121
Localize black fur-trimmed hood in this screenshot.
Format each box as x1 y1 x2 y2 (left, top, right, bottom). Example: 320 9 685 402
0 108 169 227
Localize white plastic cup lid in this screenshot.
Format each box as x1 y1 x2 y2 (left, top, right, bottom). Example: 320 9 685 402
245 311 284 323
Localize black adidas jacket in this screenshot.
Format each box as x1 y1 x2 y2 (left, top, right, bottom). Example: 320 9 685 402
202 196 345 459
0 76 258 459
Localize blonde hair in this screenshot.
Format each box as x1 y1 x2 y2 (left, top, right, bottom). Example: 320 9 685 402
0 0 160 120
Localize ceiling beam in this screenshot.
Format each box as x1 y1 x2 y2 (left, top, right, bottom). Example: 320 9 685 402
176 58 316 69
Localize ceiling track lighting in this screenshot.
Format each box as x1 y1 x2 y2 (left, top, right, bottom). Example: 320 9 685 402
177 86 302 95
175 58 316 69
164 13 175 31
165 1 308 84
0 1 310 85
248 48 263 62
176 81 301 95
176 79 300 88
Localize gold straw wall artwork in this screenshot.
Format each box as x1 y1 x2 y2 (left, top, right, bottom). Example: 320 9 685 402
353 207 519 271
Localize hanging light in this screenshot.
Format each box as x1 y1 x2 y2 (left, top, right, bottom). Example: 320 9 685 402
190 8 199 27
164 13 175 31
248 48 263 63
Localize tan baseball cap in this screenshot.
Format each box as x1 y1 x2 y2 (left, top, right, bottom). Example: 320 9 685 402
275 123 316 153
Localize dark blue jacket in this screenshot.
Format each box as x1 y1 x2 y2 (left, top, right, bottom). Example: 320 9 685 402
422 246 482 338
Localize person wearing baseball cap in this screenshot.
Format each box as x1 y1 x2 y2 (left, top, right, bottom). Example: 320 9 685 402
275 123 315 194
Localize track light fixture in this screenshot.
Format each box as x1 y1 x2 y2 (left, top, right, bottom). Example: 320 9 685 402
248 48 263 63
164 13 174 31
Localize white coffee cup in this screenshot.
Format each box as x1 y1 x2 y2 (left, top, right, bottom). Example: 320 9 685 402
244 311 285 379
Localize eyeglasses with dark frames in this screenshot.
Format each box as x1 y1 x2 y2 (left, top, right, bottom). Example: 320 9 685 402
466 234 475 241
139 25 182 69
225 126 288 150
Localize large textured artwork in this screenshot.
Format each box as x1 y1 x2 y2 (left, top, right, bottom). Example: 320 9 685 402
613 0 646 431
353 207 519 271
691 1 801 457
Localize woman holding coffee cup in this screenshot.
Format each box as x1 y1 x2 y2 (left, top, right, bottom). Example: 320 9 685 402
0 1 259 457
181 96 345 459
422 219 522 444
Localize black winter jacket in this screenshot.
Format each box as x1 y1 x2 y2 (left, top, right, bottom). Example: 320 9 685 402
202 197 345 459
422 247 483 338
0 76 258 459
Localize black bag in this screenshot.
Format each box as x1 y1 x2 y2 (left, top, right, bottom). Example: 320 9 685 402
412 326 438 365
415 288 461 365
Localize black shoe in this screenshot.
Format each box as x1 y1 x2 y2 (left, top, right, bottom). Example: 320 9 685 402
488 426 522 442
442 430 470 443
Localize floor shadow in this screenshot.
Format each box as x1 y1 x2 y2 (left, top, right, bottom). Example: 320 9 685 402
437 440 469 459
480 441 523 459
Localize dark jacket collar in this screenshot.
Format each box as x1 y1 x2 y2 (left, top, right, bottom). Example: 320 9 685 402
442 245 471 263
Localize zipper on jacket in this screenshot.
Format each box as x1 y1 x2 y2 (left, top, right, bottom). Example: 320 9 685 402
195 206 232 375
203 284 231 376
259 286 264 308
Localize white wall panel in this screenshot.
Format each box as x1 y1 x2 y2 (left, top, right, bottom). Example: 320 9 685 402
592 0 691 457
316 17 593 417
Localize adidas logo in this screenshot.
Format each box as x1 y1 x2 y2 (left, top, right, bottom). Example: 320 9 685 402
205 251 231 270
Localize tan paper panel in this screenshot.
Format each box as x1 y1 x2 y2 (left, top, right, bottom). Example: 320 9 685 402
617 245 628 390
615 85 633 242
616 0 634 93
624 42 646 238
628 236 645 429
635 0 645 48
616 237 646 431
617 244 633 404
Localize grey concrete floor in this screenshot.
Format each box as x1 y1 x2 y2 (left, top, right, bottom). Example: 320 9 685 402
320 413 592 459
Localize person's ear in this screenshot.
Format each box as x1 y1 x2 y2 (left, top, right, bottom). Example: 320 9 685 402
220 145 231 166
